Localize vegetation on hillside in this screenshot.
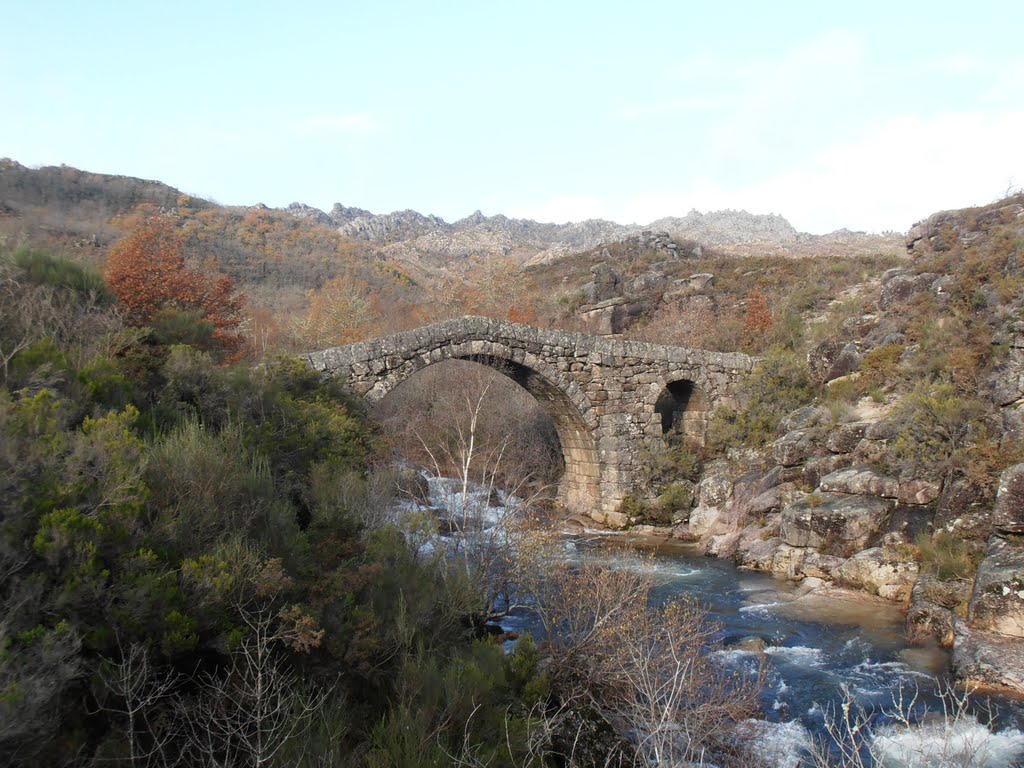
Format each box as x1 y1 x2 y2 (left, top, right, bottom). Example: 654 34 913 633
0 233 769 765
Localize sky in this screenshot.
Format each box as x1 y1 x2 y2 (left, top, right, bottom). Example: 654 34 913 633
3 1 1023 234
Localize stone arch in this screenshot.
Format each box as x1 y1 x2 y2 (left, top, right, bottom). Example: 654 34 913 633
653 378 709 447
361 339 602 514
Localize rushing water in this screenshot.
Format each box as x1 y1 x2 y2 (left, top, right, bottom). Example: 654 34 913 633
414 473 1024 766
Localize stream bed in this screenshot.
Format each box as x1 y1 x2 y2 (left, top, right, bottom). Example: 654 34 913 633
503 534 1024 766
413 473 1024 765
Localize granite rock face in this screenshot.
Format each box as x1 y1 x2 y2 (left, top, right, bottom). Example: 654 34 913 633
968 536 1024 638
779 493 894 552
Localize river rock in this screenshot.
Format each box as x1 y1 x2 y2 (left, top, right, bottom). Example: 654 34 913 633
770 543 806 578
800 550 847 579
735 527 781 570
780 493 894 553
706 531 742 558
952 619 1024 692
907 575 961 647
833 547 919 602
688 505 721 537
818 466 899 498
968 535 1024 637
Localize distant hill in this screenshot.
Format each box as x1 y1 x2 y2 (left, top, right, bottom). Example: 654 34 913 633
0 158 904 339
282 200 903 265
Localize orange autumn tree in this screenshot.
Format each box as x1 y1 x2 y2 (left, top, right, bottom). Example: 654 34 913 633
291 273 381 348
105 212 246 357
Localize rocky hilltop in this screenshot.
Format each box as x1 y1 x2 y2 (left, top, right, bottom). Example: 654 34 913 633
285 200 901 265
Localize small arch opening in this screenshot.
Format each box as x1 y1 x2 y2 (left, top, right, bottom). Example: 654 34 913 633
654 379 708 446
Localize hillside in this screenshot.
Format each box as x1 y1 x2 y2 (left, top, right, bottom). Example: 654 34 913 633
0 158 907 354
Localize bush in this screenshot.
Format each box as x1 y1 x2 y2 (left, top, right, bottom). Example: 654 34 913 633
887 382 1009 497
915 532 983 581
8 248 111 300
705 346 815 452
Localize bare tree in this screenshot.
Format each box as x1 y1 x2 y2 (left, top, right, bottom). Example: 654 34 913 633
179 603 326 768
808 680 1010 768
96 639 183 767
516 541 764 766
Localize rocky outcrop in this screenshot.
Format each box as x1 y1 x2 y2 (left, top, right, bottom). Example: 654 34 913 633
878 270 941 310
779 493 893 552
993 462 1024 534
832 547 918 602
952 620 1024 691
968 536 1024 637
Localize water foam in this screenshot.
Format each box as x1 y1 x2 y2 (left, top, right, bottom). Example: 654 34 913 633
871 716 1024 767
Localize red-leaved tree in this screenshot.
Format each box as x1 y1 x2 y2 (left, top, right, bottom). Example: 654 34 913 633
105 212 246 357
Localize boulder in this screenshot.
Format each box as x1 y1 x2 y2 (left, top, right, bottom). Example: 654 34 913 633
670 272 715 293
779 405 832 433
992 342 1024 406
898 478 942 506
697 460 734 507
735 524 781 570
934 479 994 541
882 504 935 543
878 272 940 311
818 466 899 498
748 486 786 516
800 550 847 579
907 575 961 647
952 620 1024 693
833 547 919 602
706 531 742 558
688 505 721 537
841 314 878 338
780 493 894 553
824 343 863 383
772 429 820 467
626 269 667 294
807 340 845 383
825 421 870 454
771 543 807 578
968 536 1024 637
802 454 855 490
852 437 890 465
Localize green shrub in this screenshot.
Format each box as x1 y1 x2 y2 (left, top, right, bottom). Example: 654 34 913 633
705 346 814 452
916 531 982 581
8 248 111 300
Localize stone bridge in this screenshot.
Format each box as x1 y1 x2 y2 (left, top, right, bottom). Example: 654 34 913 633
304 316 754 525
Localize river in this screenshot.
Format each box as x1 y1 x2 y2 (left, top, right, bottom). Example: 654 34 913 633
415 473 1024 766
